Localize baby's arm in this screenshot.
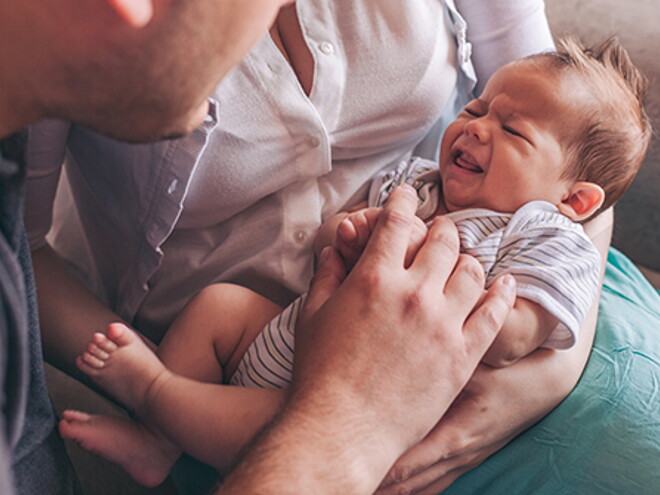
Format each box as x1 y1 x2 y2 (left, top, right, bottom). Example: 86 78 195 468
482 296 558 368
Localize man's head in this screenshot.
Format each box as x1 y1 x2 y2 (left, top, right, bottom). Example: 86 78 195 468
439 36 650 222
1 0 292 141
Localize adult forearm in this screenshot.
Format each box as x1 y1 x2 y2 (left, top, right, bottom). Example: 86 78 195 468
31 244 129 381
217 394 399 495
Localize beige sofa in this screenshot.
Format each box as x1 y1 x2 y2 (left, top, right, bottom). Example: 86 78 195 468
546 0 660 285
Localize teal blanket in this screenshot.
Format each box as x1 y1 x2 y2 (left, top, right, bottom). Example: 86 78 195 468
446 248 660 494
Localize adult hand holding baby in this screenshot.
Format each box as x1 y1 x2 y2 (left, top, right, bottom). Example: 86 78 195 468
219 186 516 494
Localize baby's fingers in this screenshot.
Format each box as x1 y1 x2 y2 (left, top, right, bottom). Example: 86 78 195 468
337 218 358 245
404 215 429 268
337 208 384 268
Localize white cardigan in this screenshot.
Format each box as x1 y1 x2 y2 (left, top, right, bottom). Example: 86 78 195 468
25 0 553 336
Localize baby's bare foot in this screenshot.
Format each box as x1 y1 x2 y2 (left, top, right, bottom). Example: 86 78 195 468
59 410 179 487
77 322 168 415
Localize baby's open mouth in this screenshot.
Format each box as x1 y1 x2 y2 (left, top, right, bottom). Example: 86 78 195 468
453 150 483 173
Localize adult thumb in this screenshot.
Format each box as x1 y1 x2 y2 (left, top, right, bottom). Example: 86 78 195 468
298 247 346 329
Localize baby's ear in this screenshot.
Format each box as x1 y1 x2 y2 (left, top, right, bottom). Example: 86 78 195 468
557 182 605 222
106 0 154 27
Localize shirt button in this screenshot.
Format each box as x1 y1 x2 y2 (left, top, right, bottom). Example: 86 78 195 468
294 230 308 243
167 179 178 194
307 135 321 148
319 41 335 55
460 41 472 65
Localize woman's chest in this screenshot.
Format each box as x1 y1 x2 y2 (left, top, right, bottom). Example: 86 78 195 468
216 0 455 143
183 0 457 222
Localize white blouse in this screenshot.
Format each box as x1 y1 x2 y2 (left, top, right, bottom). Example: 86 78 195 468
25 0 554 338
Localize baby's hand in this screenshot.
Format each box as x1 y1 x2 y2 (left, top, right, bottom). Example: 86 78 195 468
336 207 382 269
336 207 428 268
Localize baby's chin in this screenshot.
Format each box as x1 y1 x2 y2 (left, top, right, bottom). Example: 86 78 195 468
440 186 479 212
443 194 515 214
441 196 472 213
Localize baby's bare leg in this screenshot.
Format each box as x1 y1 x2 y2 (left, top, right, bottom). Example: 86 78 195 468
60 285 284 483
158 283 283 382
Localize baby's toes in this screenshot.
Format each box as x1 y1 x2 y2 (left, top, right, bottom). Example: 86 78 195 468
106 322 134 348
61 409 91 422
87 342 110 361
93 332 118 353
79 350 106 370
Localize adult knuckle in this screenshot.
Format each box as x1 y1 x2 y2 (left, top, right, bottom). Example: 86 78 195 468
356 267 385 292
390 486 415 495
412 215 428 234
458 255 485 286
481 304 504 331
411 222 427 243
452 450 484 473
403 285 441 322
439 431 471 461
387 463 418 486
401 289 424 315
382 207 412 229
432 219 459 247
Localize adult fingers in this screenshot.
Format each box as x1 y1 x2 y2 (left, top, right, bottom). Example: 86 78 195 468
376 439 495 495
376 464 463 495
410 439 510 495
354 185 419 270
298 247 347 328
408 215 460 285
462 274 516 360
377 433 444 491
407 468 467 495
443 253 485 314
404 216 429 268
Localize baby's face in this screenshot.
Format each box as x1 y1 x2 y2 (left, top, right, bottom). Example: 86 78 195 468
439 60 580 213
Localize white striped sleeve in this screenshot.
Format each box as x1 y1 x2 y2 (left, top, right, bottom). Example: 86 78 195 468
489 207 601 349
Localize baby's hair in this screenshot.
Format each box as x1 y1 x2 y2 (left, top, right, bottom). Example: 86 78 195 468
532 36 652 216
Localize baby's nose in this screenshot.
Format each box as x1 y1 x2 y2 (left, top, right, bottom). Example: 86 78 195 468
464 118 489 142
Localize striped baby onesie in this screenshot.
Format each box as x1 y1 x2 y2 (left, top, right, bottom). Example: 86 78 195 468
231 157 601 388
